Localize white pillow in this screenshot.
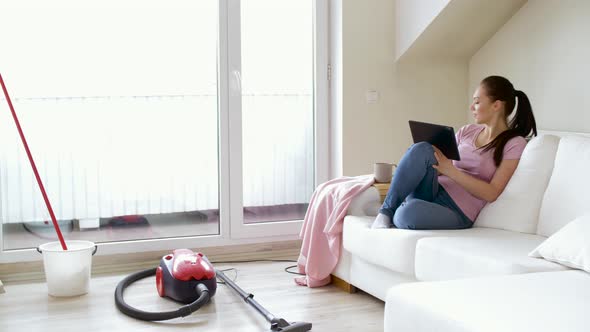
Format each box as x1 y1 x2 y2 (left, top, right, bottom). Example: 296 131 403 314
529 214 590 273
475 134 560 234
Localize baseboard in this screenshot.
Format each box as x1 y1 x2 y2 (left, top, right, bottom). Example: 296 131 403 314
0 240 301 284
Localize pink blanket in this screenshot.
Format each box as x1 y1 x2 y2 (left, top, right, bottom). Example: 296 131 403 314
296 175 375 287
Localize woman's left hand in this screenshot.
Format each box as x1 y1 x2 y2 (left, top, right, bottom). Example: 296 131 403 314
432 146 456 176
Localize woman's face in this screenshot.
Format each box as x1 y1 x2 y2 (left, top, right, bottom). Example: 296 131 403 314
470 85 501 125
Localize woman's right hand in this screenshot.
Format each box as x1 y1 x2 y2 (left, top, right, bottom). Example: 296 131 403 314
431 146 442 176
432 146 456 177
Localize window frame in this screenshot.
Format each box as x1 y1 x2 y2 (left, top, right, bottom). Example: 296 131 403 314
0 0 329 263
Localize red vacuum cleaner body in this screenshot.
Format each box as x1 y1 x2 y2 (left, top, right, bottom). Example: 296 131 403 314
156 249 217 303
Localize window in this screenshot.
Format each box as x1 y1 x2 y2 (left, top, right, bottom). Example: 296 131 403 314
0 0 328 262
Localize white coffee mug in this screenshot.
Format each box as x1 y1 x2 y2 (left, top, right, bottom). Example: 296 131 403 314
374 163 396 183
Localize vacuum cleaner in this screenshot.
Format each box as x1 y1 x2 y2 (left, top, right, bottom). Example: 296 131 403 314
115 249 312 332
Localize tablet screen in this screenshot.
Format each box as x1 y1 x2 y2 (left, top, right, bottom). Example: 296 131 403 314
409 120 461 161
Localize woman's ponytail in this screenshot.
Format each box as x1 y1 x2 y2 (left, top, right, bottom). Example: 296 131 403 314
512 90 537 138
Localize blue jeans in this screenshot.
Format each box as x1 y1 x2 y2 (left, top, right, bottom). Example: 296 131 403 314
379 142 473 230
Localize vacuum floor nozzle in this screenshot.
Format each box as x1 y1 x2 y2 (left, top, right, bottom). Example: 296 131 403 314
216 269 312 332
271 319 313 332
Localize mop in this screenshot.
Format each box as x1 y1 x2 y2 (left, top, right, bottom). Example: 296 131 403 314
0 73 68 251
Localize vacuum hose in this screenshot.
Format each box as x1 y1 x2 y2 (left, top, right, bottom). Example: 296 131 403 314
114 267 210 321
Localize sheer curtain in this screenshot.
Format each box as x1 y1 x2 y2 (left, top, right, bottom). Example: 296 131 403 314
0 0 313 224
0 93 312 224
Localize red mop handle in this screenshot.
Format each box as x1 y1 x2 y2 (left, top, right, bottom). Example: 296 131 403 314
0 73 68 250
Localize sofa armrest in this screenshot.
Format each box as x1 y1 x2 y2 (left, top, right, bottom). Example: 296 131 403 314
347 186 381 217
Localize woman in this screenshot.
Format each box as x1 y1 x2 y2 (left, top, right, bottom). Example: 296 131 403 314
372 75 537 229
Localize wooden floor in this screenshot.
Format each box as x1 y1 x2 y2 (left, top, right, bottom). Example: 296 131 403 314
0 261 384 332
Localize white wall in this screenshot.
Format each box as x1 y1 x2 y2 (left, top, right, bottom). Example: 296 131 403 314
470 0 590 132
338 0 468 176
395 0 450 60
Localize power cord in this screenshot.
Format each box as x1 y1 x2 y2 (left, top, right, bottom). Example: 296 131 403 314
22 221 73 240
284 265 304 275
211 259 306 284
211 259 298 264
216 268 238 284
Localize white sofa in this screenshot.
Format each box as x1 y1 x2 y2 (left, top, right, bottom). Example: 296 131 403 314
333 131 590 332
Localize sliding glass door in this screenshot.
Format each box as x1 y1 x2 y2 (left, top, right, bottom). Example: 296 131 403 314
228 0 318 238
0 0 221 252
0 0 327 260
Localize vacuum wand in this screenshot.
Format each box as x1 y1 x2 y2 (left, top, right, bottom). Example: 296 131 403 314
216 269 312 332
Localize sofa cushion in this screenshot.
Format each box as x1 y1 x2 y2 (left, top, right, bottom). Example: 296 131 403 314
475 134 560 234
538 135 590 237
415 228 567 281
385 270 590 332
342 218 533 277
342 216 478 276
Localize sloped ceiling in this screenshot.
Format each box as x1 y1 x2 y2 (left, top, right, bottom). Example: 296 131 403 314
396 0 528 62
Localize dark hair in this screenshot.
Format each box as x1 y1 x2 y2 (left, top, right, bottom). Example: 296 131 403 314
479 75 537 166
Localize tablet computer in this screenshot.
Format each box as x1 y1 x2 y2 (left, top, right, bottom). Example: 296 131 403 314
409 120 461 160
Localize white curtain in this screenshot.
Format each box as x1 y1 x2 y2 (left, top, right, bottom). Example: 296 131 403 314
0 95 313 223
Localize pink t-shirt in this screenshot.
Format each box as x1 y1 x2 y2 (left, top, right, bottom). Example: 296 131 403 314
438 124 527 222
